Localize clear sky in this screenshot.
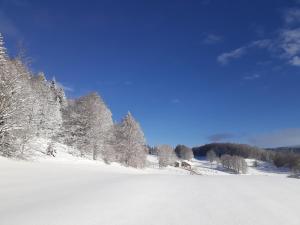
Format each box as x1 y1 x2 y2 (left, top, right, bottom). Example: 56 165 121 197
1 0 300 148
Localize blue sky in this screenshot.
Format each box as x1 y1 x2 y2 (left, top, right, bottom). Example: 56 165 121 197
1 0 300 148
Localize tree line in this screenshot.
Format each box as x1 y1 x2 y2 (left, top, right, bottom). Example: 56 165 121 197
0 33 147 168
194 143 300 173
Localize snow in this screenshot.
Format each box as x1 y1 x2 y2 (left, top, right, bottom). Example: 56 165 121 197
0 154 299 225
190 158 291 176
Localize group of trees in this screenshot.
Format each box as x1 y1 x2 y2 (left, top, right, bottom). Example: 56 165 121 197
205 150 248 174
198 143 300 174
0 33 147 168
220 154 248 174
272 151 300 173
153 144 194 168
157 145 177 168
193 143 272 161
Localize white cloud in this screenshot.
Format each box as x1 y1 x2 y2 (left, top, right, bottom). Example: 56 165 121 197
217 4 300 68
217 47 246 65
217 29 300 67
279 28 300 57
202 33 222 45
249 128 300 148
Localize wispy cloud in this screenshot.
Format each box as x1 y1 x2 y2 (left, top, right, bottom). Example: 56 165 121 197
217 47 247 65
202 33 222 45
243 73 261 80
217 39 273 65
217 5 300 67
249 128 300 148
284 8 300 24
279 28 300 59
208 132 235 142
217 30 300 67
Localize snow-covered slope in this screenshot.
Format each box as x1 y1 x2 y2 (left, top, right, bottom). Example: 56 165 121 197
191 158 291 176
0 156 299 225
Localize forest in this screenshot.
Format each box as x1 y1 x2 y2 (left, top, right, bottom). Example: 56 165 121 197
0 33 147 168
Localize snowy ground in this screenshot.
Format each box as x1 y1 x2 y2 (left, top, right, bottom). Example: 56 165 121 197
1 153 300 225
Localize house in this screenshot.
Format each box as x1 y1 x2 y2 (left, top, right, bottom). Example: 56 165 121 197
181 161 192 170
174 161 181 167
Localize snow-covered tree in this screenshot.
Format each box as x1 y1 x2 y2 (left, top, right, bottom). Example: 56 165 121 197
29 74 63 139
206 150 217 167
0 34 32 156
9 59 35 154
0 33 149 164
174 145 194 160
114 112 146 168
0 33 7 63
157 145 177 168
61 93 114 159
220 154 248 174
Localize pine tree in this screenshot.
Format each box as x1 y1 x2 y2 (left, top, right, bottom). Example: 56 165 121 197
114 112 147 168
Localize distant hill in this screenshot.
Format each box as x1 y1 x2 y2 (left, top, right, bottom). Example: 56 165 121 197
192 143 268 160
266 147 300 154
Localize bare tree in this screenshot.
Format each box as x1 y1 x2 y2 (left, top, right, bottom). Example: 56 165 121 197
206 150 216 167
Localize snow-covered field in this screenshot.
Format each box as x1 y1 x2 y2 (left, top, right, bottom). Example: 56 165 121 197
0 154 299 225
